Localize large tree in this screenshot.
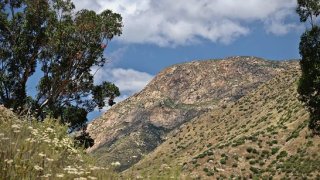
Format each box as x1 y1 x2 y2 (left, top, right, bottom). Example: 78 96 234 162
297 0 320 134
0 0 122 131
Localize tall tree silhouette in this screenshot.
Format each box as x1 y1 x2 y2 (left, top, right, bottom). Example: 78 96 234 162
0 0 122 132
297 0 320 134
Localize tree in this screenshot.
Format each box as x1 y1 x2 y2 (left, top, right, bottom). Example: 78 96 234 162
297 0 320 134
0 0 122 131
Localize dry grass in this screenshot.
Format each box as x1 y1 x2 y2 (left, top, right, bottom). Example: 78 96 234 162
0 107 119 180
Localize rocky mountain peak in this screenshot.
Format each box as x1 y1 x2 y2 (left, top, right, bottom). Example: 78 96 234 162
87 56 298 171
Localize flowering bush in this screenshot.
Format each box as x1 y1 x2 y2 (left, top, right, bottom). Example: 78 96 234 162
0 106 116 179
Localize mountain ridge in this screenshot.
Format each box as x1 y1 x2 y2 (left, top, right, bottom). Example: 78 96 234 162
87 56 299 171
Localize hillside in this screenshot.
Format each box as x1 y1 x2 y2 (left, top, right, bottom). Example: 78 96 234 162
87 56 298 171
127 65 320 179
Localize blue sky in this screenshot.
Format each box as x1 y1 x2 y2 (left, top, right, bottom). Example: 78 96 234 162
28 0 304 120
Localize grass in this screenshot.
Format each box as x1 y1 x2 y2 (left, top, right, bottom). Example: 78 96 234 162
0 107 117 179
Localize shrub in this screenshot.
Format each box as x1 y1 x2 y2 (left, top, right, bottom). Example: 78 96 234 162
276 151 288 159
271 147 280 155
232 137 246 147
250 166 260 174
220 158 227 165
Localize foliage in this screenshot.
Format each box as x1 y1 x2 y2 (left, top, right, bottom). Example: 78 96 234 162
74 127 95 149
0 0 122 132
297 0 320 134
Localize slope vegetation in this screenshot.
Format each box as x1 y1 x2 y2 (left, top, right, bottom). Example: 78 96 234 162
87 57 297 170
129 65 320 179
0 106 117 179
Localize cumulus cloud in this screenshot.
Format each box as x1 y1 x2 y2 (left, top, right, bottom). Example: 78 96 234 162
107 68 153 94
92 67 153 111
93 67 153 101
72 0 299 47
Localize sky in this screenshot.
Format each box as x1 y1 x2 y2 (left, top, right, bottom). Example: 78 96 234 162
28 0 305 120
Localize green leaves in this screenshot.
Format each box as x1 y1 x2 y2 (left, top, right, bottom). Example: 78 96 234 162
0 0 123 132
296 0 320 24
100 10 123 39
297 0 320 134
92 82 120 109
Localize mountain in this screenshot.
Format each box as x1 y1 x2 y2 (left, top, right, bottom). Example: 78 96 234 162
87 56 298 171
126 63 320 179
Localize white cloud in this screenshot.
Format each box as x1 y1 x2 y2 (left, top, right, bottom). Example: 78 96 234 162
264 8 303 35
108 68 153 94
93 67 153 100
92 67 153 111
72 0 299 47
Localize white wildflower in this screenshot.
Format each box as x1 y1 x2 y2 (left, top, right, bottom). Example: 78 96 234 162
43 139 51 143
5 159 13 164
74 177 87 180
64 166 79 174
13 130 20 133
56 173 65 178
0 133 4 136
34 165 43 171
89 166 101 171
11 124 21 129
41 174 51 178
111 161 121 167
45 127 54 133
46 158 54 162
88 176 97 180
38 152 46 157
31 129 38 135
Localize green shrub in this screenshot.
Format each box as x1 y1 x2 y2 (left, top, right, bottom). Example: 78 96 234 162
232 137 246 147
250 166 260 174
247 147 259 154
271 147 280 155
196 153 206 159
276 151 288 159
220 158 227 165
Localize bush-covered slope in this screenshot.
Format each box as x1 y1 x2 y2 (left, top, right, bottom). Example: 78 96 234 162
128 66 320 179
87 57 297 171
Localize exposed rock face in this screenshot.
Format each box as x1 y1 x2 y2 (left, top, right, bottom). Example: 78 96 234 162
87 56 297 171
